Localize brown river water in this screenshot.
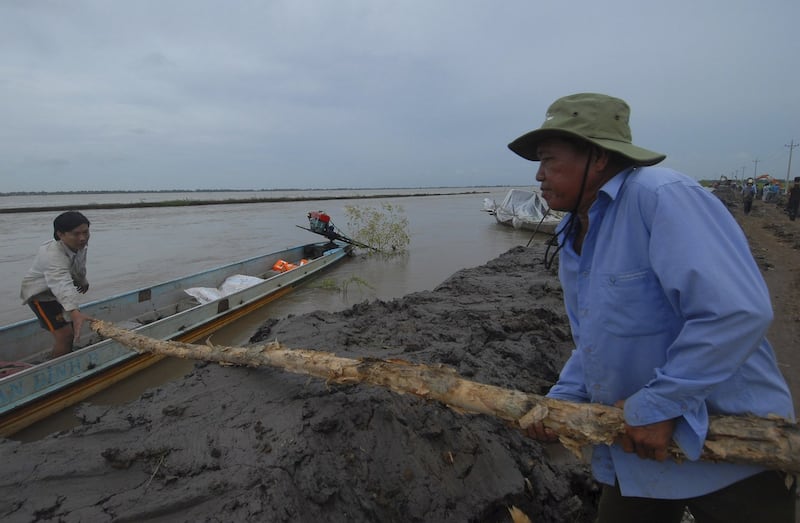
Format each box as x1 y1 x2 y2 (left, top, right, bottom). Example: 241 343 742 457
1 187 550 439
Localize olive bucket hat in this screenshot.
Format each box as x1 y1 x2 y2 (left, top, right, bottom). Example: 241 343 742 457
508 93 666 166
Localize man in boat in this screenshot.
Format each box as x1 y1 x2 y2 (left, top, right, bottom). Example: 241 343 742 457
20 211 93 359
508 93 795 522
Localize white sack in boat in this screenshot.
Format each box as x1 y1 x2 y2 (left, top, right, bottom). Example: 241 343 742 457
185 274 266 304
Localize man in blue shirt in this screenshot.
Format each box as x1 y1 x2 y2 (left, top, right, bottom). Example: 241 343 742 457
508 93 795 522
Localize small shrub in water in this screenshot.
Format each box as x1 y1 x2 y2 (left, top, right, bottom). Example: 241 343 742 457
343 203 410 255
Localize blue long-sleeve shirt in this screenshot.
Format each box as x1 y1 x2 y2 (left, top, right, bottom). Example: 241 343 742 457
549 166 794 499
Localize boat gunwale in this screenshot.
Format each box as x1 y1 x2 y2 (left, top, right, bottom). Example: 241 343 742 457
0 241 349 429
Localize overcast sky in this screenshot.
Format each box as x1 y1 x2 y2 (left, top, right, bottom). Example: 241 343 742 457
1 1 798 192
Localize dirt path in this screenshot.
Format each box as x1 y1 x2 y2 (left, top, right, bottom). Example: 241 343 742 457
725 193 800 413
716 189 800 523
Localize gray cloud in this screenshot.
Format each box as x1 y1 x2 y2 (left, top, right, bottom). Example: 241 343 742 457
1 0 798 191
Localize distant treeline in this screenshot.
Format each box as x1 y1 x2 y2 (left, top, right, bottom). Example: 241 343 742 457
0 191 488 214
0 186 509 197
1 189 267 196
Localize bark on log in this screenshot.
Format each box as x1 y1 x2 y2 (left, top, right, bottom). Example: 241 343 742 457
91 320 800 474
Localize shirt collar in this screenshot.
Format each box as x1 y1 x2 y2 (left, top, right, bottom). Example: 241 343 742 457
56 240 80 259
599 166 636 201
559 166 636 245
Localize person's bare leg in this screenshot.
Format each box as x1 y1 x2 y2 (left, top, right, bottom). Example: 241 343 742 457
51 325 74 358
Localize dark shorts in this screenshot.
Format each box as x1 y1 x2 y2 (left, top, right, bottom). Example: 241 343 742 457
28 300 69 332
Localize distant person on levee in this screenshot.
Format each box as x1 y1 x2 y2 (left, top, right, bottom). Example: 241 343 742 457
508 93 795 523
741 178 756 215
20 211 93 359
787 176 800 221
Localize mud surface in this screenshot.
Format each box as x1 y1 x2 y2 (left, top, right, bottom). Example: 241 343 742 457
0 244 598 523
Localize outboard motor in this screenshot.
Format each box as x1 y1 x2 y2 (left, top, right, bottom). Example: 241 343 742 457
308 211 335 236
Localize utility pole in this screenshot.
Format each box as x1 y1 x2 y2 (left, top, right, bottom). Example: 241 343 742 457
753 158 759 178
787 140 798 194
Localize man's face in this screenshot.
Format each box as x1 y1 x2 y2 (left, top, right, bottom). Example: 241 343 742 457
57 224 90 252
535 138 593 212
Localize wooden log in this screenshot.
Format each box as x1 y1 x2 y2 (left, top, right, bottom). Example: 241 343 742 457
90 320 800 473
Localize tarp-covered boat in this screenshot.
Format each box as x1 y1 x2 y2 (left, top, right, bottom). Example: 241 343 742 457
483 189 563 234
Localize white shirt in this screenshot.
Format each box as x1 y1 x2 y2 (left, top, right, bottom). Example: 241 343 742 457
20 240 88 312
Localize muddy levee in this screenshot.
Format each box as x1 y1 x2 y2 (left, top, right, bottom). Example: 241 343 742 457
0 244 599 523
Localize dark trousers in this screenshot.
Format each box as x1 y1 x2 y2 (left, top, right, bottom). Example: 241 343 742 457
596 471 796 523
789 201 799 221
743 198 754 215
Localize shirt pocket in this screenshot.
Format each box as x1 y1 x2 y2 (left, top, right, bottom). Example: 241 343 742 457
597 269 670 336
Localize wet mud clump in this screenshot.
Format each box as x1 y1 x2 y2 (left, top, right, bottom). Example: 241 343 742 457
0 245 597 522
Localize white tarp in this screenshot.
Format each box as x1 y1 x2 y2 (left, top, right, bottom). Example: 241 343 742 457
185 274 266 304
494 189 552 225
483 189 564 233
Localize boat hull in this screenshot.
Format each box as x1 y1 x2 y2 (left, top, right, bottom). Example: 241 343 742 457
0 241 350 436
495 214 561 234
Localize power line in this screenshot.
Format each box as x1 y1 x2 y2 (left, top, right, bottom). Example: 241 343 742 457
786 140 798 194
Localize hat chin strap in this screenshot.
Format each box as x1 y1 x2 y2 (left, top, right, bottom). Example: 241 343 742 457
543 152 593 269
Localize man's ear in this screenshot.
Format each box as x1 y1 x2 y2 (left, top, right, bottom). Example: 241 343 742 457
592 147 611 173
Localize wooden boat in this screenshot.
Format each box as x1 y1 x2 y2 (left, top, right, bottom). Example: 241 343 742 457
483 189 563 235
0 240 351 436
